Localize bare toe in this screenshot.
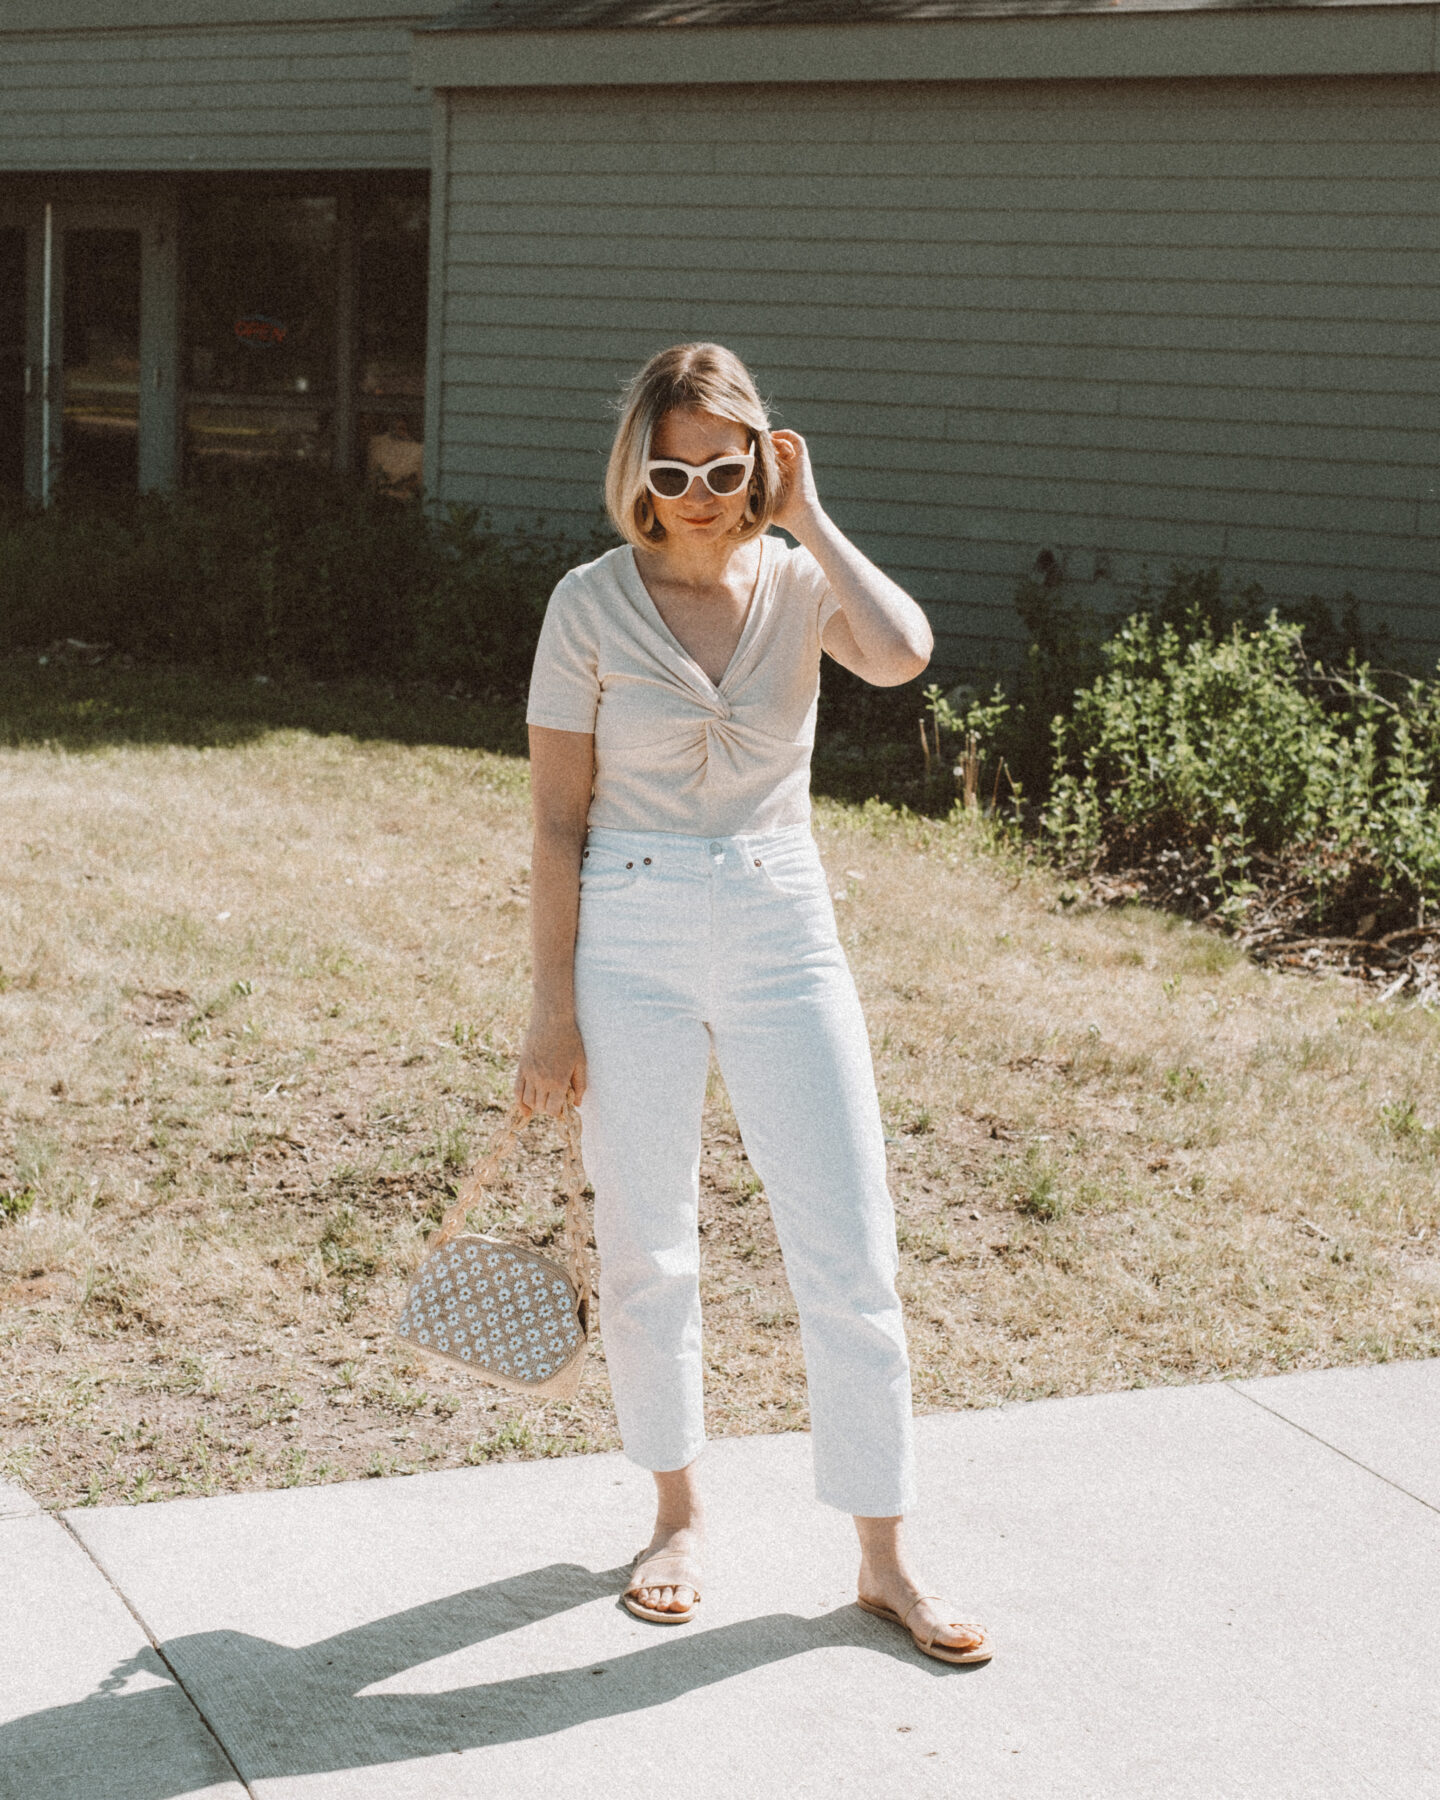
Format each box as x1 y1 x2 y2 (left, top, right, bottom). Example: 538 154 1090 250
636 1583 691 1614
913 1602 986 1652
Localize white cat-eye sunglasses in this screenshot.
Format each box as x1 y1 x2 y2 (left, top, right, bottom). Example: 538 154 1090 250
644 448 755 501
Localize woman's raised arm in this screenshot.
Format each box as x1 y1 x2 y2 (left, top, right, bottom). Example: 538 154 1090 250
516 725 594 1117
771 428 932 688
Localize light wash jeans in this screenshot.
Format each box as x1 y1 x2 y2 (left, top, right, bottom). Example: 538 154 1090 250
573 821 917 1517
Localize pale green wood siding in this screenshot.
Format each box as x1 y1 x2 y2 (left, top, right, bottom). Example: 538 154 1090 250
0 19 432 171
434 75 1440 669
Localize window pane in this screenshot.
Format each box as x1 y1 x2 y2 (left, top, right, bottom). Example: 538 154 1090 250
62 227 141 492
184 195 337 401
357 191 427 403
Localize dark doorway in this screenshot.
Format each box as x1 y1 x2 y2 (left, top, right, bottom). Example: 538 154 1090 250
61 227 142 491
0 226 25 496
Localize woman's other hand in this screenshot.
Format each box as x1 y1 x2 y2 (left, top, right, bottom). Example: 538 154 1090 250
516 1014 586 1119
771 429 823 537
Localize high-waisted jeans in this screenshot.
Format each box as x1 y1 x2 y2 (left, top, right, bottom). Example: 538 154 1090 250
573 821 917 1517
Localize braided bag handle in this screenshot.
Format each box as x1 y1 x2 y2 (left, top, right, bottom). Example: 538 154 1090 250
430 1096 590 1320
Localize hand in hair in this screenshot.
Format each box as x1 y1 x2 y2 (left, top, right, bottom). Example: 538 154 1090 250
771 430 824 537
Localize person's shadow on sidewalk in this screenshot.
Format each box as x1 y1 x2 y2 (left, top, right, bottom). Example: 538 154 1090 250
3 1558 966 1800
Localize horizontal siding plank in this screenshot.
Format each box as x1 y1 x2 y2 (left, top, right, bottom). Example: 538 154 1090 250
823 369 1440 433
445 261 1440 328
0 81 413 115
437 437 1420 540
4 2 429 29
0 135 427 168
441 329 1440 398
1109 380 1440 434
439 409 1434 506
438 384 1439 474
7 103 428 137
447 136 1440 185
444 200 1440 254
0 43 408 80
0 24 422 66
1218 526 1440 580
442 292 1440 363
448 77 1440 140
444 228 1440 291
444 172 1440 218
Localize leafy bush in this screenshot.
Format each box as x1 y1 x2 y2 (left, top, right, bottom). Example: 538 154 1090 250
1045 614 1327 856
414 503 609 697
990 562 1378 797
1043 609 1440 917
0 473 609 695
827 561 1392 848
813 657 935 806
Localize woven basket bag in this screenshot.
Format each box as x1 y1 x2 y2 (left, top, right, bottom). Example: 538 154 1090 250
395 1098 592 1401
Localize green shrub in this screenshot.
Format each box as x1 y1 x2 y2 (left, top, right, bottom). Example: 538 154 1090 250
1042 608 1440 915
0 473 610 696
911 559 1363 822
1045 613 1329 855
414 504 607 696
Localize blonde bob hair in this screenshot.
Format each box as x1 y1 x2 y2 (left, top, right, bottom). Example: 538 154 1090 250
605 342 780 549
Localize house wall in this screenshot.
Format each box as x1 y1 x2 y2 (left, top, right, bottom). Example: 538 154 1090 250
0 6 434 172
431 74 1440 672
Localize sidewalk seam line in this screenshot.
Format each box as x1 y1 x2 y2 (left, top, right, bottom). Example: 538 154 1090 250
55 1511 259 1799
1223 1381 1440 1520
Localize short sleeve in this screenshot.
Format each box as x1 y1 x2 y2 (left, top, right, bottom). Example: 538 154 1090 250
786 541 842 633
526 573 600 733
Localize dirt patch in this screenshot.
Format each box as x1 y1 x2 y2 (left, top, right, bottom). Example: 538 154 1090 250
1081 846 1440 1001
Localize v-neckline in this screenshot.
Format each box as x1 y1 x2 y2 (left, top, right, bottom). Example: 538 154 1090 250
623 535 771 697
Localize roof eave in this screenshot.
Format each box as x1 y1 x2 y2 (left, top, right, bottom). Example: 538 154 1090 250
410 3 1440 88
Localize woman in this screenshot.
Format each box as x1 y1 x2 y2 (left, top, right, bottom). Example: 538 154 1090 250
517 343 990 1666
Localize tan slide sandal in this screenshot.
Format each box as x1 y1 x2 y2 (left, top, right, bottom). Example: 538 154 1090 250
623 1550 702 1624
857 1592 993 1665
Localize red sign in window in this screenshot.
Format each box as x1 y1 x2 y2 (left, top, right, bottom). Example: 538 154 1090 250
233 315 287 348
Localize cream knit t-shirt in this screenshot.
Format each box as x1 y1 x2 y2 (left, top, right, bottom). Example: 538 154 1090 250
526 534 841 838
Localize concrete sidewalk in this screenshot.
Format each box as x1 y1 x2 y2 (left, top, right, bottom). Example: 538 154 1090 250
3 1359 1438 1800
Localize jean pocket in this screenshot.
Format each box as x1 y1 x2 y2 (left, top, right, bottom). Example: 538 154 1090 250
579 844 644 896
751 839 828 899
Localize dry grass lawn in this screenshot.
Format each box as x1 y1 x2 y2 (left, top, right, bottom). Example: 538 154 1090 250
3 667 1438 1510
